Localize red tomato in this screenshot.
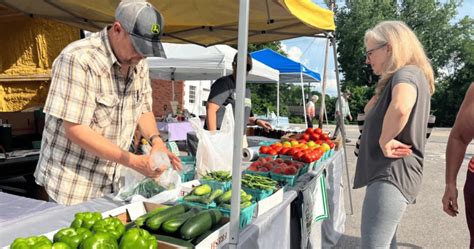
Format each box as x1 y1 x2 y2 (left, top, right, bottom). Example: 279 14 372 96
302 133 310 141
280 147 290 155
314 128 323 134
268 150 278 156
328 141 335 149
305 128 314 134
259 146 270 154
322 134 329 141
310 133 320 141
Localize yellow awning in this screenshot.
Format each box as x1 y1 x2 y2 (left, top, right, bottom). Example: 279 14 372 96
0 0 335 46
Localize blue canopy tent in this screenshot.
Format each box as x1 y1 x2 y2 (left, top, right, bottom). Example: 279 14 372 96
252 48 321 127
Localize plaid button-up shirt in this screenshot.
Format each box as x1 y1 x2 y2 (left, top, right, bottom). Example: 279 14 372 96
34 27 153 205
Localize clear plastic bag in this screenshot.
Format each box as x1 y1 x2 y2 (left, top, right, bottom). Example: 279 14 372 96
114 151 182 203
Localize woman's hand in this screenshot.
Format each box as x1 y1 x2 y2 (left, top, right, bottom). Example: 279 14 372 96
380 139 412 158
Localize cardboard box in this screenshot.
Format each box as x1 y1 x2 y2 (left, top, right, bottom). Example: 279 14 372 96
5 201 230 249
103 201 230 249
255 187 284 217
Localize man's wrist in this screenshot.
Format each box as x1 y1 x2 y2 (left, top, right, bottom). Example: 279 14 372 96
149 133 162 145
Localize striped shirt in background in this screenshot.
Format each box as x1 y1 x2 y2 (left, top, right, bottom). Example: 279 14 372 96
34 27 153 205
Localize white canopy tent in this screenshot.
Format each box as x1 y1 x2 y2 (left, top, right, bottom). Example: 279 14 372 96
147 43 279 83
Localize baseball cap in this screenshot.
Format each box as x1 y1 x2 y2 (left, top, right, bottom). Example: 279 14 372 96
115 0 166 58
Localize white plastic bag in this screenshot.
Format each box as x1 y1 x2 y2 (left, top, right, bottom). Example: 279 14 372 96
114 151 182 203
189 104 234 177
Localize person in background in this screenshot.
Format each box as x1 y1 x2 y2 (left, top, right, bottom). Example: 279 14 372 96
34 0 181 205
186 53 272 156
332 89 352 142
204 52 272 137
354 20 435 248
305 95 318 128
442 83 474 249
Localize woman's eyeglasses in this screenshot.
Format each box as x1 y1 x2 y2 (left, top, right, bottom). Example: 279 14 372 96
365 43 387 58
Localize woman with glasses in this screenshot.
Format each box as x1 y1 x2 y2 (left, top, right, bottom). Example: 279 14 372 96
354 20 435 248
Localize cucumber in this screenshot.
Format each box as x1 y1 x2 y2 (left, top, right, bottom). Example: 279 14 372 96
162 208 201 233
146 204 187 231
193 184 212 196
153 234 194 248
219 202 252 210
180 209 222 240
208 189 224 203
216 190 232 204
133 205 170 228
240 201 252 209
241 194 252 203
183 195 211 205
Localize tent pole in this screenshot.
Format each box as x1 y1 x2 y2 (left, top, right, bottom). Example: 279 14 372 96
277 81 280 126
318 36 330 128
229 0 249 247
331 34 354 215
300 71 307 128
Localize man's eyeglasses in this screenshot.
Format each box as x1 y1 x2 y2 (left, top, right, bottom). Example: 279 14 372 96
365 43 387 59
232 62 252 72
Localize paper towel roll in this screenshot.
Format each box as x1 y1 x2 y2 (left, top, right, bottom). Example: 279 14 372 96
242 146 260 162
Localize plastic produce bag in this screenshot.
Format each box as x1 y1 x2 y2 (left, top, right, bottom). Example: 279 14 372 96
114 151 182 203
189 105 234 177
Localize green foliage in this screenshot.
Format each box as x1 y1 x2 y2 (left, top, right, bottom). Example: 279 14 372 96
335 0 473 126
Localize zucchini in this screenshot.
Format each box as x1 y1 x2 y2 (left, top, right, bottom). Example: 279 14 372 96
208 189 224 203
146 204 187 231
183 195 211 205
216 190 232 204
153 234 194 248
162 208 201 233
180 209 222 240
133 205 170 228
193 184 212 196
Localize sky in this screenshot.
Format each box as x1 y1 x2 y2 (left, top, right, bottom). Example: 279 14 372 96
280 0 474 97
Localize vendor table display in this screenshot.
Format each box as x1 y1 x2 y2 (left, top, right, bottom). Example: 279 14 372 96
1 139 345 249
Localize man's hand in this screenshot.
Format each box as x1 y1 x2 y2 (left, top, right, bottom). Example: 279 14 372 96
150 144 182 172
442 184 459 217
130 154 165 178
380 139 412 158
256 120 273 132
348 115 353 121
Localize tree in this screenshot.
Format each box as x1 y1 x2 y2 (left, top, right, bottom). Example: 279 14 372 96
335 0 473 126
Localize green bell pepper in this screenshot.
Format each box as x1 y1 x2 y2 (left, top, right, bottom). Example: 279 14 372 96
91 217 125 241
118 228 157 249
53 227 92 248
52 242 73 249
11 236 72 249
70 212 102 230
11 235 52 249
79 232 118 249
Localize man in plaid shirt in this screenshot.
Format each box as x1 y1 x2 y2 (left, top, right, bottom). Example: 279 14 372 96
34 0 181 205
